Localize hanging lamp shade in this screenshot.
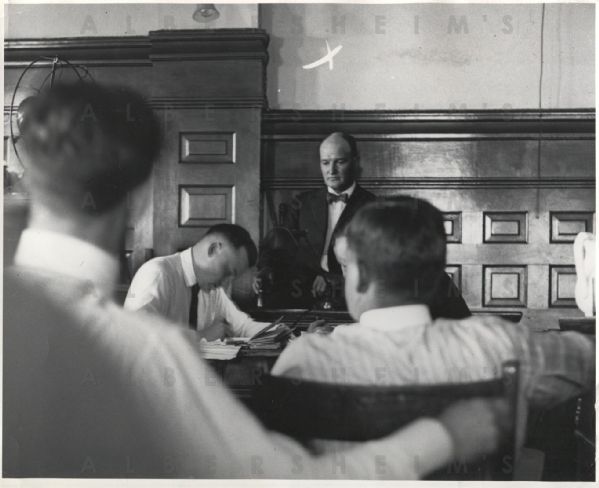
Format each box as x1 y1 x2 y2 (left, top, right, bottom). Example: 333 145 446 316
193 4 220 23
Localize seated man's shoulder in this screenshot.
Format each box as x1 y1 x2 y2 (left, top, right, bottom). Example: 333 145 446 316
274 325 354 369
433 314 526 342
135 255 176 280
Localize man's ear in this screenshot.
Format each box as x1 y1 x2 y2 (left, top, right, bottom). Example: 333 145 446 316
207 241 222 257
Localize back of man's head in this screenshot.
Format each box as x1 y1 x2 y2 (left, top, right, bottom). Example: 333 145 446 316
20 82 160 215
345 196 447 304
205 223 258 268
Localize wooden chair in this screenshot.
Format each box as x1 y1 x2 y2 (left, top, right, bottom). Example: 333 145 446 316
253 361 520 480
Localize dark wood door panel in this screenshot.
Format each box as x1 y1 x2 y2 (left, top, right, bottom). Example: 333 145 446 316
154 108 261 255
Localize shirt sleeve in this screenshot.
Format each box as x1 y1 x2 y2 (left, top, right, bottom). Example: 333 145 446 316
524 330 595 408
215 288 268 337
271 335 310 377
124 261 169 317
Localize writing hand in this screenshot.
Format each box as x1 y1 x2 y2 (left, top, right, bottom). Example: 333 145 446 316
311 275 328 297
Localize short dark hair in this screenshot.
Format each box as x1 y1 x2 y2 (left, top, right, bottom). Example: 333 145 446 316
205 224 258 267
321 132 359 159
344 196 447 303
20 82 160 214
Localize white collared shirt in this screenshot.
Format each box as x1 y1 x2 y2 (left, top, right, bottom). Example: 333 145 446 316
320 182 356 272
14 228 119 297
272 302 594 452
124 247 267 338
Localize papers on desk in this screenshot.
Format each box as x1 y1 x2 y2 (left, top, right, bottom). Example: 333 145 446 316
198 339 241 360
246 316 293 350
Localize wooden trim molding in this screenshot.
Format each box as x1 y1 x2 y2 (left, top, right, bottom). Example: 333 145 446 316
149 98 265 109
4 36 151 67
262 109 595 140
6 96 267 112
4 29 269 66
261 177 595 191
149 29 269 62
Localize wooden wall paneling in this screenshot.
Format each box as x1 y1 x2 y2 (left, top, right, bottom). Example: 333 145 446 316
483 212 528 244
527 264 549 309
180 132 236 164
445 265 462 291
483 265 528 308
549 265 578 308
149 30 267 263
153 107 262 255
462 264 482 308
443 212 462 243
261 110 594 320
178 185 234 227
550 211 595 243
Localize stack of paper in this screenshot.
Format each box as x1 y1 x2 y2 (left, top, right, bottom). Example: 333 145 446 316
198 339 241 360
247 328 289 349
246 318 293 350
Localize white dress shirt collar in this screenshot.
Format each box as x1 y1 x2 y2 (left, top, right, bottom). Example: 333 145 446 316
14 228 119 296
180 247 198 287
327 181 356 198
360 304 432 332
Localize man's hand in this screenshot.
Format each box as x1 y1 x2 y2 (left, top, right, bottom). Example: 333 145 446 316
438 398 510 463
311 275 328 297
307 319 334 335
252 277 263 295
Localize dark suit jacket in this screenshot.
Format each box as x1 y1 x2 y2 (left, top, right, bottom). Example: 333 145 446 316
293 184 376 276
277 185 471 318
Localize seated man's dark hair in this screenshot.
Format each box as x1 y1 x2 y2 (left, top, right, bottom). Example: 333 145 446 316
20 82 161 214
205 224 258 268
344 196 447 304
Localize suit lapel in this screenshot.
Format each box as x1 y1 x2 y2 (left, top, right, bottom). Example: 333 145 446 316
333 185 367 237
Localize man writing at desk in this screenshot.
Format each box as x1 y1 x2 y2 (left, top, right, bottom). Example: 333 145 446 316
125 224 271 339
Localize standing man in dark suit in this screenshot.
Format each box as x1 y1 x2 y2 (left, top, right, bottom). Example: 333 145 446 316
293 132 376 305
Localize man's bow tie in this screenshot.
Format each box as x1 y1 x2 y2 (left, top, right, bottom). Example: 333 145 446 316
327 193 349 204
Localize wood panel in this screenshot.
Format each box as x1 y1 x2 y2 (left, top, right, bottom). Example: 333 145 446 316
179 185 234 227
549 266 578 308
261 110 595 320
550 212 595 243
483 212 528 244
180 132 236 164
483 266 527 308
443 212 462 243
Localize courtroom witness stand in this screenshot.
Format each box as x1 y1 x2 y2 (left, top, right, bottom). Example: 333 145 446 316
4 81 507 478
125 223 277 340
254 132 375 308
255 131 471 318
272 198 595 462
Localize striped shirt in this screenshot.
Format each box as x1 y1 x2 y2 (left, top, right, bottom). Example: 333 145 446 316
272 304 594 411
